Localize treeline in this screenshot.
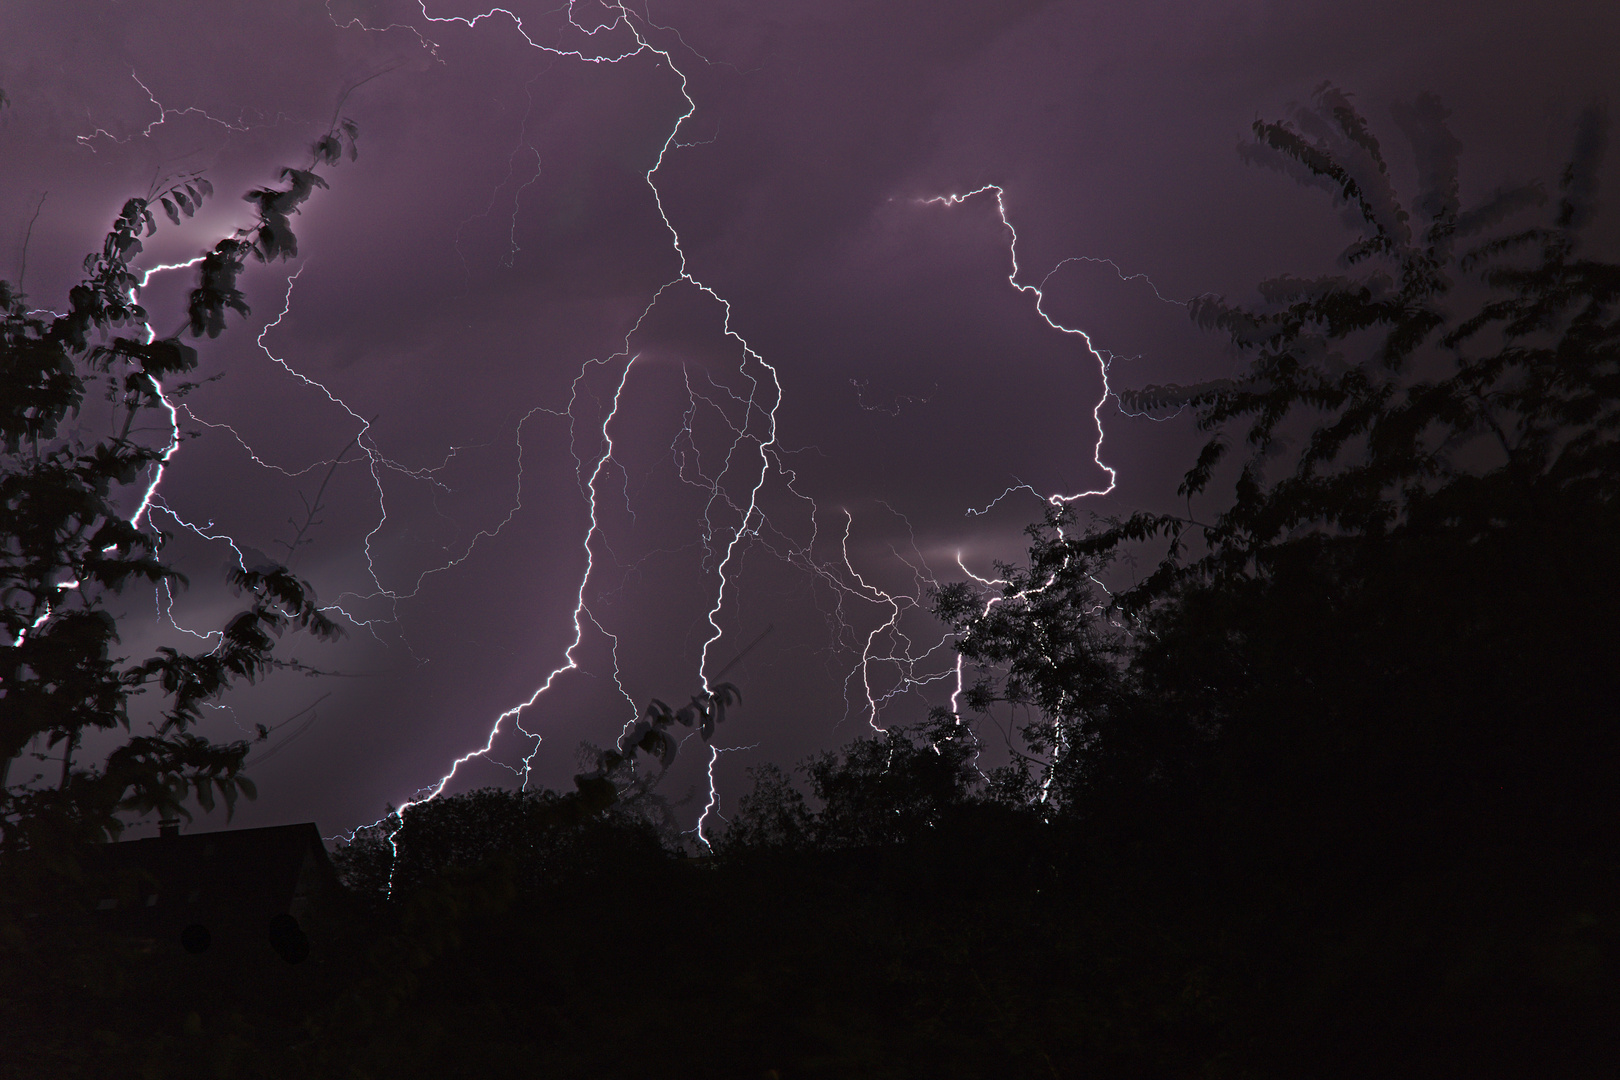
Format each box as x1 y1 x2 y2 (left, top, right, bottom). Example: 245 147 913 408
332 716 994 900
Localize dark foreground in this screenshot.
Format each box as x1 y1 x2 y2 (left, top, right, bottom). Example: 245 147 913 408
3 797 1616 1080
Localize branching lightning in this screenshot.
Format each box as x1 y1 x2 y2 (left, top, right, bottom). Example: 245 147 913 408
77 69 296 150
340 2 790 847
921 185 1120 509
75 2 1183 850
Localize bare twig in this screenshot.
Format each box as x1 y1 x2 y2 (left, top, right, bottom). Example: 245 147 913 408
16 191 46 291
279 424 369 566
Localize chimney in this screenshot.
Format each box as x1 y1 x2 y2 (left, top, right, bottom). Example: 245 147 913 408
158 819 180 839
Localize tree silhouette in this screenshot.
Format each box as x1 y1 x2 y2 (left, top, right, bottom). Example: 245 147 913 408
939 86 1618 824
0 116 361 859
928 84 1620 1077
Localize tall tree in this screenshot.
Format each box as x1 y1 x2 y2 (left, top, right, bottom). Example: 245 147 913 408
0 118 361 857
938 86 1620 832
933 84 1620 1077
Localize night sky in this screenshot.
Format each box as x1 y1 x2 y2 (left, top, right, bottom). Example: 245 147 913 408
3 1 1615 840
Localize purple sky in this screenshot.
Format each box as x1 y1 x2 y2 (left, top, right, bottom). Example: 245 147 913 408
4 1 1616 840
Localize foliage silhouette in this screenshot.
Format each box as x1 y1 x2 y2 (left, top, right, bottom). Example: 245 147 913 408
940 85 1619 819
333 682 741 903
332 785 669 904
935 85 1620 1077
1 118 360 860
717 720 982 854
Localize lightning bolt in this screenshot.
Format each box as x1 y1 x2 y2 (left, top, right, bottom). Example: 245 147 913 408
77 69 295 150
85 3 1188 853
692 740 759 849
920 184 1122 509
335 3 789 853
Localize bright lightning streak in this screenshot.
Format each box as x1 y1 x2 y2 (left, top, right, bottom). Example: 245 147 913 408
921 185 1119 508
126 258 204 531
401 354 639 807
371 354 642 890
5 582 79 649
350 3 786 846
13 259 238 659
693 741 758 850
288 4 1169 845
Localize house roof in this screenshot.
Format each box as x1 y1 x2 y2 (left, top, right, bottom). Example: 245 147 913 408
80 822 341 941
